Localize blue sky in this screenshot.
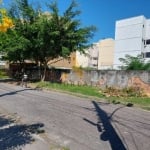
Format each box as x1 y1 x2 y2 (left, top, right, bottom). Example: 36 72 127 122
3 0 150 43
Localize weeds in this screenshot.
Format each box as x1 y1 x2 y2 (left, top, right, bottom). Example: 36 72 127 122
31 81 150 110
102 86 145 98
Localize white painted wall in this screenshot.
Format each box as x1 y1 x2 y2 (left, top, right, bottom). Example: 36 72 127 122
145 19 150 39
75 51 89 68
114 15 150 69
88 43 99 69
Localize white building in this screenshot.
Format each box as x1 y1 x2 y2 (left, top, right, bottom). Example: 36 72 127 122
113 15 150 69
88 43 99 69
49 38 114 70
0 54 7 68
87 39 115 70
75 51 89 68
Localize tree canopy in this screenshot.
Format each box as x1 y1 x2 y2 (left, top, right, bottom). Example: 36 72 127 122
0 1 14 32
0 0 96 80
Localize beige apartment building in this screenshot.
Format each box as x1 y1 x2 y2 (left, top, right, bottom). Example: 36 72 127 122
98 38 115 69
88 38 115 70
48 38 114 70
48 52 88 69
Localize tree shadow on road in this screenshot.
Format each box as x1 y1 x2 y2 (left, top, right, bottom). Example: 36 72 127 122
0 115 44 150
83 101 127 150
0 88 35 97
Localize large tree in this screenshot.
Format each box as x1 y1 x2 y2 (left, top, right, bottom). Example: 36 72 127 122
3 0 96 80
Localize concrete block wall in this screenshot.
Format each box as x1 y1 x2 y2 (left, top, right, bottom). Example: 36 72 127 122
63 70 150 96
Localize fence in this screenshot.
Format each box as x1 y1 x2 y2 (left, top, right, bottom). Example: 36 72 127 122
62 70 150 96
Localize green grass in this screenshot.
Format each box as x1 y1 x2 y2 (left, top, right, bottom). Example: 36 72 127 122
33 81 150 110
0 69 9 79
35 81 104 98
49 145 70 150
106 96 150 110
120 97 150 110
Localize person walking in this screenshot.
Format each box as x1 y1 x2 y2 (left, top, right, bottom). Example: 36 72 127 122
22 73 28 87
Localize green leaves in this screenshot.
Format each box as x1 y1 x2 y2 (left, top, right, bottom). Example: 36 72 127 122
1 0 96 80
119 54 150 70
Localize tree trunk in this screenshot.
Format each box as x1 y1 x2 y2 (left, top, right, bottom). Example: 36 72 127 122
41 62 47 81
38 61 41 80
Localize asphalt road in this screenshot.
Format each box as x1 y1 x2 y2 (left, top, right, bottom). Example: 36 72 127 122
0 83 150 150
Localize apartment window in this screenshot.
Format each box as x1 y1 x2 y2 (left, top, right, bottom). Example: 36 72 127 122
146 39 150 45
142 52 150 58
145 52 150 58
92 57 98 60
93 64 98 67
